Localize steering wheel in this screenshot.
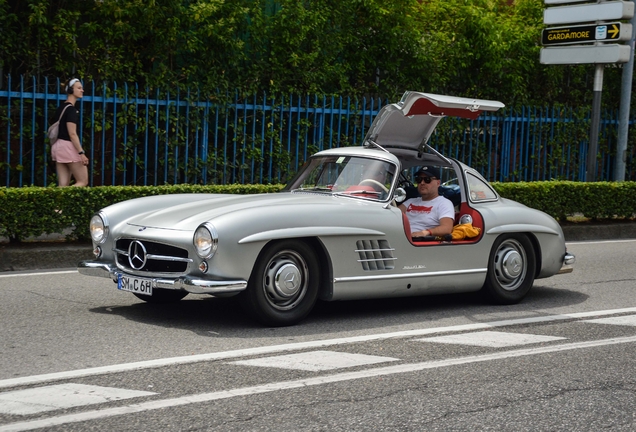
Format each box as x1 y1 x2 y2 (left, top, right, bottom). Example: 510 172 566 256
397 173 412 189
398 179 412 189
359 178 389 193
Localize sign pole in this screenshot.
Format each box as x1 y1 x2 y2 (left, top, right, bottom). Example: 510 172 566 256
586 64 604 182
542 0 635 181
615 6 636 181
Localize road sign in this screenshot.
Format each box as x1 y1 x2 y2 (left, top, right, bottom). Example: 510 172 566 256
544 1 634 25
540 44 631 64
542 23 632 45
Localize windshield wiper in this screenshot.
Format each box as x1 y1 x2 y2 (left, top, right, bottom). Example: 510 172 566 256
291 187 333 193
334 189 381 196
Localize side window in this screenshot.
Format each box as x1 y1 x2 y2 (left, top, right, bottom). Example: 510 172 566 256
466 172 497 202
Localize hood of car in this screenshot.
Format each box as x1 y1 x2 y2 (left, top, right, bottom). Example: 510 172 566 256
364 91 505 152
122 192 351 231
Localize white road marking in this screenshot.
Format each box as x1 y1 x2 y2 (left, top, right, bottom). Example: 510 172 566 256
229 350 399 371
2 307 636 390
416 331 566 348
583 315 636 326
0 384 156 415
2 335 636 432
0 270 76 279
566 239 636 245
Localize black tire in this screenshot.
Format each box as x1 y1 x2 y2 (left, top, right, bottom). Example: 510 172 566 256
134 289 188 304
482 234 536 305
241 240 319 326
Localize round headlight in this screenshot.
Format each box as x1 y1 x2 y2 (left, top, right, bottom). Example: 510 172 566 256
90 213 109 244
194 223 218 259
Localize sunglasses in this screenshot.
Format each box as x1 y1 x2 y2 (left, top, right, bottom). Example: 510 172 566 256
414 176 437 184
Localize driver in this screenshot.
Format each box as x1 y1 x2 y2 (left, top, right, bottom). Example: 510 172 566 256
399 166 454 238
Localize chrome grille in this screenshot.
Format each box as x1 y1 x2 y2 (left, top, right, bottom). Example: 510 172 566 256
355 240 396 271
115 239 191 274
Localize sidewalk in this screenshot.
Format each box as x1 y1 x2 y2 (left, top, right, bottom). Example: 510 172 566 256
1 222 635 272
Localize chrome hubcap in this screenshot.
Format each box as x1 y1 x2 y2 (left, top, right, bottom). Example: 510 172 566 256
273 263 302 298
501 250 523 279
493 239 527 291
263 250 308 311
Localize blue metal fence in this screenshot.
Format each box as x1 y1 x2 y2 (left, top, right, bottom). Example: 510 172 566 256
1 75 634 188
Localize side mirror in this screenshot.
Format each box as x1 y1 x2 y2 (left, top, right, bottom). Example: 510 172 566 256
393 187 406 203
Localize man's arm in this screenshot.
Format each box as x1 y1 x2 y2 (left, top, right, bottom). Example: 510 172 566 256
411 217 453 237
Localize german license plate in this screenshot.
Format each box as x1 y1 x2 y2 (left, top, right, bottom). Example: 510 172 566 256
118 274 153 296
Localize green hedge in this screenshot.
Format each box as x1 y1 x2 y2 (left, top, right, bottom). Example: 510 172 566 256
0 184 284 243
491 181 636 222
1 181 635 243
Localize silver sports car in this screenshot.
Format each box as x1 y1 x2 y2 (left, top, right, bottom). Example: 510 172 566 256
78 91 575 326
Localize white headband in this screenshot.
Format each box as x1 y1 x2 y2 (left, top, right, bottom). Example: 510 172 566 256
66 78 80 92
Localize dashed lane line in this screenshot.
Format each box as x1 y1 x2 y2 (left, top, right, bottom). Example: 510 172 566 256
415 330 566 348
2 335 636 432
229 350 399 371
2 307 636 390
0 384 156 415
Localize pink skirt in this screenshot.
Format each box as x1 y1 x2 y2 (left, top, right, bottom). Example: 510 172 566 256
51 139 82 163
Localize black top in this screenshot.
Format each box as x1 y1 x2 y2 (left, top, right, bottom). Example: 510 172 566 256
52 102 79 141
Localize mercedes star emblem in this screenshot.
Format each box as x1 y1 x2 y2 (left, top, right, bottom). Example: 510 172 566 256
128 240 147 270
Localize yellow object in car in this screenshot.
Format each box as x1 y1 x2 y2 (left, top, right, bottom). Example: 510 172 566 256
451 223 481 240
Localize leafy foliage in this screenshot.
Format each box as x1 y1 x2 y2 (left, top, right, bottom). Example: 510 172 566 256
0 183 284 242
1 0 626 107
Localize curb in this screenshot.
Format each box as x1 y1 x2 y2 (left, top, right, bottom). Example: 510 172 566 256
1 223 635 272
559 222 636 242
0 243 93 272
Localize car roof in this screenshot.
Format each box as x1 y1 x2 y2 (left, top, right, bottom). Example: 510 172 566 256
363 91 505 155
312 146 400 165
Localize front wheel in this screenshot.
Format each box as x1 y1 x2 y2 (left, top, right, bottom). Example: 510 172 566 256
241 240 319 326
482 234 536 305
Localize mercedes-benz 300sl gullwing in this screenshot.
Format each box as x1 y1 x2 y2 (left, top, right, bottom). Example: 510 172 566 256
78 91 575 326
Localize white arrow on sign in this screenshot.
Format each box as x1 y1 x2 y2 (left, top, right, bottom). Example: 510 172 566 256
540 44 631 64
544 1 635 25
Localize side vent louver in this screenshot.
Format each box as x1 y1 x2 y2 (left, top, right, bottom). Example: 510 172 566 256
355 240 396 271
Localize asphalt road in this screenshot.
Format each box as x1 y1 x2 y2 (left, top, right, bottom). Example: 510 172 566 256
1 239 635 431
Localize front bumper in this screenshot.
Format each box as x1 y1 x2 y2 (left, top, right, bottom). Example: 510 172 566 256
557 252 576 274
78 260 248 295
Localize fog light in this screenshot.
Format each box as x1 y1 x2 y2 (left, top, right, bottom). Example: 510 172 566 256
198 261 209 273
93 246 102 258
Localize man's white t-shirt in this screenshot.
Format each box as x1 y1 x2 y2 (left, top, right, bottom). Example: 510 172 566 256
403 195 455 232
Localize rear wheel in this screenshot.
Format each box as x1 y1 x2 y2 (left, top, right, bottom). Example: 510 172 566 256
482 234 536 305
134 289 188 304
241 240 319 326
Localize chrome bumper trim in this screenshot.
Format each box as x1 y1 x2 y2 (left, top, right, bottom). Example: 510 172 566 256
77 261 247 295
557 252 576 275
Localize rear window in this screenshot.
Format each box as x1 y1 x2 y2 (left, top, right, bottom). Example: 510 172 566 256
466 172 497 202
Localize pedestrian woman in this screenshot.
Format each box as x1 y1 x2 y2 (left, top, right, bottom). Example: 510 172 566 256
50 78 89 187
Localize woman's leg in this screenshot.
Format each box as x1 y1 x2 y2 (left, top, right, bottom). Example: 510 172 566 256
69 162 89 187
56 162 72 187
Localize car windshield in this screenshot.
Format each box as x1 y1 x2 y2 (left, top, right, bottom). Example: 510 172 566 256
285 155 397 200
